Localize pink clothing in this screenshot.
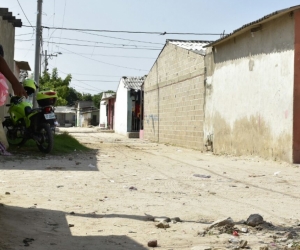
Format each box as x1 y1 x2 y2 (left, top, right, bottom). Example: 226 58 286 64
0 73 8 106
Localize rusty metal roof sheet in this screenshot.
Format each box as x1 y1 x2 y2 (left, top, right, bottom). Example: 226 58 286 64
122 76 147 90
167 39 211 55
205 5 300 48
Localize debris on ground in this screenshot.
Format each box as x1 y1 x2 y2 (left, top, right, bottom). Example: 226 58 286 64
147 240 157 247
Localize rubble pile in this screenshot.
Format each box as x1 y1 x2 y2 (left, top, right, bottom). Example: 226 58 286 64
196 214 300 250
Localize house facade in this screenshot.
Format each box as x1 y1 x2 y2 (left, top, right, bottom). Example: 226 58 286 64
114 76 145 137
55 106 76 127
143 40 209 150
75 101 98 127
0 8 22 120
204 5 300 163
99 93 116 129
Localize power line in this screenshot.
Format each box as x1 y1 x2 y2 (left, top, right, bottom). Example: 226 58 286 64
16 0 34 28
15 33 35 36
50 36 163 48
59 47 149 71
16 37 161 50
22 25 226 36
48 63 108 93
78 30 165 45
46 41 161 50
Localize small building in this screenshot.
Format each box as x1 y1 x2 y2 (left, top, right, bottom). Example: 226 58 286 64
203 5 300 163
114 76 146 137
99 92 116 129
143 39 210 150
55 106 76 127
75 101 98 127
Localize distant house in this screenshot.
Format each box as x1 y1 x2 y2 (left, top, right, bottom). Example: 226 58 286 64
114 76 146 137
99 92 116 129
55 106 76 127
0 8 22 120
143 39 210 150
75 101 98 127
203 5 300 163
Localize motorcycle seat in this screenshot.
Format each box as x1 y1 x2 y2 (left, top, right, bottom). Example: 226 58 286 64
24 107 41 116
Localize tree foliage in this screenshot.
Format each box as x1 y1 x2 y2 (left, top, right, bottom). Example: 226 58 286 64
39 68 115 107
39 68 72 106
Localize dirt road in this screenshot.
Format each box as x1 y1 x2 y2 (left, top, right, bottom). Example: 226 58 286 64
0 127 299 250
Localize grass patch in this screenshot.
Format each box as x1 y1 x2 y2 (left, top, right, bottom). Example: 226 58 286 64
9 132 91 155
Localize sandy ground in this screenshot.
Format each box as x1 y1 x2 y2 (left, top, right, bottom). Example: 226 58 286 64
0 127 299 250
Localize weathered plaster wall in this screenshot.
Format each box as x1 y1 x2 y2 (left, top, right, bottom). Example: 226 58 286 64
115 80 129 135
204 13 294 162
0 16 15 120
144 43 205 149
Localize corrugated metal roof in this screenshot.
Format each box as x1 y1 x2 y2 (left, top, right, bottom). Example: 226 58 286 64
205 5 300 48
168 39 211 55
122 76 147 90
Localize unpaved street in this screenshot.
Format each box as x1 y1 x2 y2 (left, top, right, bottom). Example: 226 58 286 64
0 127 299 250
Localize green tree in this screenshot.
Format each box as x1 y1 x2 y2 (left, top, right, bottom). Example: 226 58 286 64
82 93 92 101
66 87 82 106
39 68 72 106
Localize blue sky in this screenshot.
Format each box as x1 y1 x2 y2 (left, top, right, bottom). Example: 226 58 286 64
2 0 300 94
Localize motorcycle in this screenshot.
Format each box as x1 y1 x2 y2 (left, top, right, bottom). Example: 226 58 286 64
2 79 58 153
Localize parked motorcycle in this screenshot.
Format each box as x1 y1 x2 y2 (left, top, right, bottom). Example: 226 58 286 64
2 79 57 153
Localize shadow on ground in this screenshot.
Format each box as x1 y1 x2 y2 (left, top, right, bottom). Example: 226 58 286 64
0 204 148 250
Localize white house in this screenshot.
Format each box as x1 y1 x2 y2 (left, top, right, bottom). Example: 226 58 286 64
114 76 146 137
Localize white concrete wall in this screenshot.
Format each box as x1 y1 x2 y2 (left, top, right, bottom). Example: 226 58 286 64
99 101 107 128
204 13 294 162
114 79 128 135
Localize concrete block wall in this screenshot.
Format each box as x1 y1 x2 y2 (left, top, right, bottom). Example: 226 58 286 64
144 43 205 150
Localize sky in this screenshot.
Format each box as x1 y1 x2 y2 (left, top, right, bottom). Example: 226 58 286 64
2 0 300 95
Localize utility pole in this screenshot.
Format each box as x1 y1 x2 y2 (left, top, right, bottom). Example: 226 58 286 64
33 0 43 108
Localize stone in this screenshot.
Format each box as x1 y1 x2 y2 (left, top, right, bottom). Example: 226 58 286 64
208 217 234 229
155 222 170 228
246 214 264 227
240 240 247 248
147 240 157 247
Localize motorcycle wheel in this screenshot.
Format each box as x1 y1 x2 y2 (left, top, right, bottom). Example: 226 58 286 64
2 121 26 146
36 123 53 153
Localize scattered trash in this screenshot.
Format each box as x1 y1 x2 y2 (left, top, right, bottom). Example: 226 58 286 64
249 174 265 177
56 185 64 188
109 180 115 183
129 186 137 191
154 217 171 223
68 224 74 227
88 164 96 168
274 171 281 176
233 230 239 236
193 174 211 178
241 227 248 233
147 240 157 247
70 211 75 215
5 192 10 195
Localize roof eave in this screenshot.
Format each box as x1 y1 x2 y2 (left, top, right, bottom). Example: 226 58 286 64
204 5 300 48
